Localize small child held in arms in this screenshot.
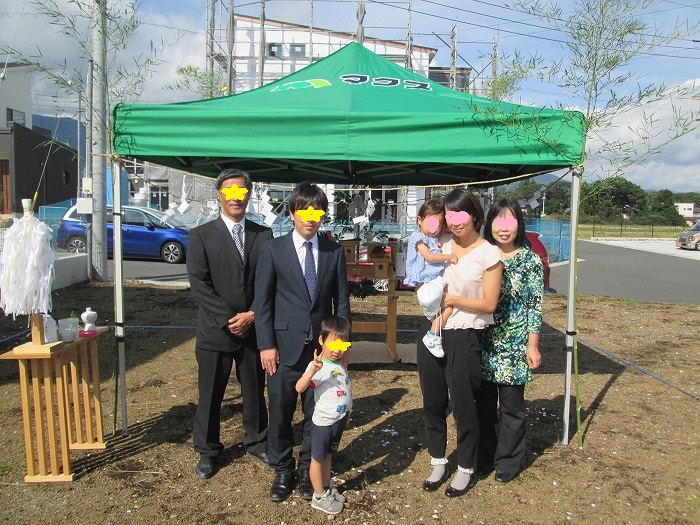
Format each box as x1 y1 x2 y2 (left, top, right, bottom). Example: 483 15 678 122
404 200 456 358
295 316 353 515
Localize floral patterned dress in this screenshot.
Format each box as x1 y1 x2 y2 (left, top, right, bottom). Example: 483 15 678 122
482 247 543 385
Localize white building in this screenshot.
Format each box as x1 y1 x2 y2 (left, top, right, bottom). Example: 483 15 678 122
675 202 697 224
218 14 436 93
0 64 33 130
135 16 441 235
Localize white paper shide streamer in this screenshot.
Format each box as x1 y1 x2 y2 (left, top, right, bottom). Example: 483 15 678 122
0 199 57 318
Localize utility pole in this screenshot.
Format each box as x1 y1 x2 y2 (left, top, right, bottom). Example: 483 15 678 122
90 0 108 281
405 0 413 71
258 0 266 88
491 30 499 99
450 24 457 90
356 0 365 45
207 0 216 98
542 190 546 216
309 0 314 64
226 0 235 94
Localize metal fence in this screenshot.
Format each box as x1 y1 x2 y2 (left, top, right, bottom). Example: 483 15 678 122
525 218 570 263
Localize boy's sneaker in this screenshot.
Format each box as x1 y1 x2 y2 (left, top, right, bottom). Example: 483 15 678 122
422 331 445 358
328 486 346 503
311 491 344 514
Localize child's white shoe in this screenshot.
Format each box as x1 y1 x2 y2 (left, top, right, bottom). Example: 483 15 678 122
422 331 445 358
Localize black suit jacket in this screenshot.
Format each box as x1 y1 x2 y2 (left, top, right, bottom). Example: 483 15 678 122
187 217 273 352
254 232 351 366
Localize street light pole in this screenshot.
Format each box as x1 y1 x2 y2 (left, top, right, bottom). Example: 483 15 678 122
542 190 546 216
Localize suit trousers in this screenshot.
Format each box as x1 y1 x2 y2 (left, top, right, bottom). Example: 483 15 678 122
417 317 483 469
477 380 526 476
193 344 268 457
267 343 315 473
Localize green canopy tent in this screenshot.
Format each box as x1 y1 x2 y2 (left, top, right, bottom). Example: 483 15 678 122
111 42 587 444
113 42 584 185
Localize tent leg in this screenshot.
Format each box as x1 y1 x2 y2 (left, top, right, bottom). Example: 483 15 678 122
561 166 583 446
112 158 129 436
561 344 572 445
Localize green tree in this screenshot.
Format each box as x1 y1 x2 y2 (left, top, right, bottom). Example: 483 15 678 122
648 189 685 225
542 179 571 215
480 50 541 101
580 176 648 221
2 1 178 123
163 65 228 101
674 192 700 206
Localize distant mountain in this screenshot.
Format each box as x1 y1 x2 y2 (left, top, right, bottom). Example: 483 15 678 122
33 115 85 152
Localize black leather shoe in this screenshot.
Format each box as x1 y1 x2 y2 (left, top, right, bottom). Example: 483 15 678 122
422 473 447 492
444 474 477 497
246 449 269 467
495 470 518 484
270 471 296 502
298 469 313 501
194 456 215 479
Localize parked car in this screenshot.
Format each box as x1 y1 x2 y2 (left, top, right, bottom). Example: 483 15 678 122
525 231 552 292
676 222 700 251
56 205 190 264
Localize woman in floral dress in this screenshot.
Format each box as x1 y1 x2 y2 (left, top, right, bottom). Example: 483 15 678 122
478 198 543 484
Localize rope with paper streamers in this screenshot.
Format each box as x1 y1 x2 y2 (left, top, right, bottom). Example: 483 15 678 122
0 200 57 318
107 154 576 194
107 154 578 226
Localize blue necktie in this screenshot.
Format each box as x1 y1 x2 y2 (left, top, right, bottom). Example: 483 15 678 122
303 241 316 298
232 223 244 261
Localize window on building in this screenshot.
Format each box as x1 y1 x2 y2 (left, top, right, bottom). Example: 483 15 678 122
290 44 306 58
6 108 25 126
368 188 399 223
150 182 169 210
267 43 282 58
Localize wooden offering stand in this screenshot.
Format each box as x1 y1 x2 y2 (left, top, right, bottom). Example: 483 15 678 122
341 239 412 361
0 314 107 482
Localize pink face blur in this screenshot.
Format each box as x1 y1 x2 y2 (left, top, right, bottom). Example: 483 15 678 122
491 210 518 247
445 209 475 238
419 214 444 237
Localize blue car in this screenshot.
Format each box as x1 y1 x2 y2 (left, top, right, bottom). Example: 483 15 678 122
56 205 190 264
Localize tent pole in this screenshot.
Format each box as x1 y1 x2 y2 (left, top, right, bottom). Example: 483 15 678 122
561 166 583 446
112 158 129 436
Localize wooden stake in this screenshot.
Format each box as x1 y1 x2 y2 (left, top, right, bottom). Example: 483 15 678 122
30 314 46 345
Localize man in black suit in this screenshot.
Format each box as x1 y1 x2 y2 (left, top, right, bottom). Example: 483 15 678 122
187 169 272 479
254 182 351 502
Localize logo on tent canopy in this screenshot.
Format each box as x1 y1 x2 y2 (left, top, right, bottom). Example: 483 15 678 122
271 79 332 92
270 75 433 93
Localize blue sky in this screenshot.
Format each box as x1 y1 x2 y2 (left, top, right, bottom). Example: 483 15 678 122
3 0 699 191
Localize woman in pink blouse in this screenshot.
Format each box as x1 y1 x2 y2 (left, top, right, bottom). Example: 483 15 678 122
417 188 502 498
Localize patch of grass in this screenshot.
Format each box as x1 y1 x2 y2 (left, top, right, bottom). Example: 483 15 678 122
577 223 679 239
0 460 12 476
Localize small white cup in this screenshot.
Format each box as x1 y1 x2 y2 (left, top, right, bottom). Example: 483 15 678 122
58 330 77 342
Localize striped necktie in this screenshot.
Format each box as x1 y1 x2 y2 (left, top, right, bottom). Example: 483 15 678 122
232 223 244 261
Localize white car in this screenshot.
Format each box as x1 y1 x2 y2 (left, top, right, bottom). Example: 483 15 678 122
676 222 700 251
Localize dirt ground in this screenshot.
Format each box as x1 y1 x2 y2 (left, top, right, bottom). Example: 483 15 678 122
0 282 698 525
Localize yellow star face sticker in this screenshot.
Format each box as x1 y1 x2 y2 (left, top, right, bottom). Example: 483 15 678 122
220 184 249 201
326 338 351 352
296 206 325 223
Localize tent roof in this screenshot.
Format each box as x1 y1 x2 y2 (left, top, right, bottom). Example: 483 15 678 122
113 42 585 185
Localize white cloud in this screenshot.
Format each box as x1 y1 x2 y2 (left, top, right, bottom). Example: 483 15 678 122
3 0 698 192
583 82 700 192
